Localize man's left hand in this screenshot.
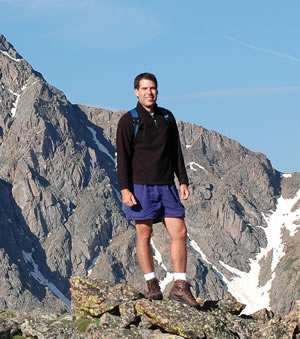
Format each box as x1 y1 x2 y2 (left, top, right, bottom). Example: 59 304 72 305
180 184 190 200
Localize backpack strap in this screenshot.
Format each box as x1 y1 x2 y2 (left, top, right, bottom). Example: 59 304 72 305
129 108 140 140
129 107 170 140
158 107 170 122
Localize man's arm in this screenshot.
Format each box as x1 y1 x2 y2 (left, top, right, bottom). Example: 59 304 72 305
116 113 139 207
116 113 134 191
168 113 189 187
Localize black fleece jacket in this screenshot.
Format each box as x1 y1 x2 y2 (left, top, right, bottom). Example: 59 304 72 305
116 102 189 190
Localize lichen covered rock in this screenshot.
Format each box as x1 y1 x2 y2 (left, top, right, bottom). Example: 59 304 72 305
70 277 144 317
0 279 299 338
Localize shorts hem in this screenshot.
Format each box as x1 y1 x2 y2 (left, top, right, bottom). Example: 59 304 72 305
126 214 185 222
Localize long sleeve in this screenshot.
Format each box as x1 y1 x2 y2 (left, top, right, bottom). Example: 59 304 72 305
169 114 189 186
116 113 134 190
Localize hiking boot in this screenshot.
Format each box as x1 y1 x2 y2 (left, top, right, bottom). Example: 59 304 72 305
169 280 198 307
146 278 163 300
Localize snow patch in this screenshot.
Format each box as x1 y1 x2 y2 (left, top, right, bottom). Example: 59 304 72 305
87 126 115 163
282 173 292 178
271 189 300 237
188 236 208 261
218 188 300 314
8 89 21 117
188 234 272 313
188 235 228 292
187 162 206 172
186 144 192 149
22 251 71 312
0 50 21 62
150 239 174 291
88 255 100 276
187 235 219 271
8 80 37 117
115 152 118 169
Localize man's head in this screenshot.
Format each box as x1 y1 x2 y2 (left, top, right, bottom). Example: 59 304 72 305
134 72 158 89
134 73 158 112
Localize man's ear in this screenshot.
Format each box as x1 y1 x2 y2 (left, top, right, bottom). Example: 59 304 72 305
134 88 139 97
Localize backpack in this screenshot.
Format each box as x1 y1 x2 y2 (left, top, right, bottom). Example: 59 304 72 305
129 107 169 140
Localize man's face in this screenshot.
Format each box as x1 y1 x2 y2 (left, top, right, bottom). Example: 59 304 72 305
135 79 158 111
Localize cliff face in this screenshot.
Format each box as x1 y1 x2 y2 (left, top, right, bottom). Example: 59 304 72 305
0 33 299 316
0 33 126 313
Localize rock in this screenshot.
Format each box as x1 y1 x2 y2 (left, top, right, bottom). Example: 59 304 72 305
70 277 144 317
19 315 84 339
0 278 299 338
215 296 246 315
0 317 20 338
135 299 236 338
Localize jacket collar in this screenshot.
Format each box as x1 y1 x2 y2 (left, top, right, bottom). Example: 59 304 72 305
136 101 159 115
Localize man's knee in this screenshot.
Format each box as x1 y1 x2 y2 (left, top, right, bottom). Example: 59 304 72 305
177 226 187 240
165 218 187 240
171 223 187 241
136 222 153 242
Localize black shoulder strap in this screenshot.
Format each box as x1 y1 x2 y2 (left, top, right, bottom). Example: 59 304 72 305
129 108 140 139
129 107 170 140
158 107 170 121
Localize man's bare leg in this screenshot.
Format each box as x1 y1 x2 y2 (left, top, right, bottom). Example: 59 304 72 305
164 217 198 306
135 219 154 274
163 217 187 273
136 219 162 300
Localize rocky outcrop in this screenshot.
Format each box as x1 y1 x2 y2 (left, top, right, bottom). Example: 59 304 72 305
1 278 299 338
0 32 299 318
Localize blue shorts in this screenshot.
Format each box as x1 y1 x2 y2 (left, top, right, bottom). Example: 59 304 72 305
125 184 185 222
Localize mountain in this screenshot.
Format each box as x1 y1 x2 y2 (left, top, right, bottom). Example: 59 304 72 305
0 33 299 317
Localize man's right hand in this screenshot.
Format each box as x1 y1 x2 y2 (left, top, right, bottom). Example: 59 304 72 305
121 189 137 207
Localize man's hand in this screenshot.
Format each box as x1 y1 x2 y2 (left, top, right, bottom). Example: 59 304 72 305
121 189 137 207
180 184 190 200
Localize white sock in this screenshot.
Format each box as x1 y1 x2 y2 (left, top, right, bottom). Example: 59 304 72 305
173 272 187 281
144 272 156 281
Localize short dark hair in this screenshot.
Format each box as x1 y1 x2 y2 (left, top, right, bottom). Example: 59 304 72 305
134 72 158 89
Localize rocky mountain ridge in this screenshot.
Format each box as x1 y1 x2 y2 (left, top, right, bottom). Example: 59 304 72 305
0 33 299 319
1 277 299 338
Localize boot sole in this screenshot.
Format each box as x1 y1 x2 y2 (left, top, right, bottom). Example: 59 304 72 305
149 294 163 301
169 295 198 307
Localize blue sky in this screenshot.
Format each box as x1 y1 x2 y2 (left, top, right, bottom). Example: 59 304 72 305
1 0 300 173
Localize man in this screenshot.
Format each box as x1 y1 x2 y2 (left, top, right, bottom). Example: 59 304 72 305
116 72 197 306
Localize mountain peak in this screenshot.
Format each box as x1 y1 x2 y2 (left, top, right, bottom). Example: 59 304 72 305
0 32 299 318
0 33 23 61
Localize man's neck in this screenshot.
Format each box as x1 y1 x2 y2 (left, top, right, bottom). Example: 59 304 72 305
139 102 155 113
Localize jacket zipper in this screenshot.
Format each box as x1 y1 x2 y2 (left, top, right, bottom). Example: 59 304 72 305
150 112 158 127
